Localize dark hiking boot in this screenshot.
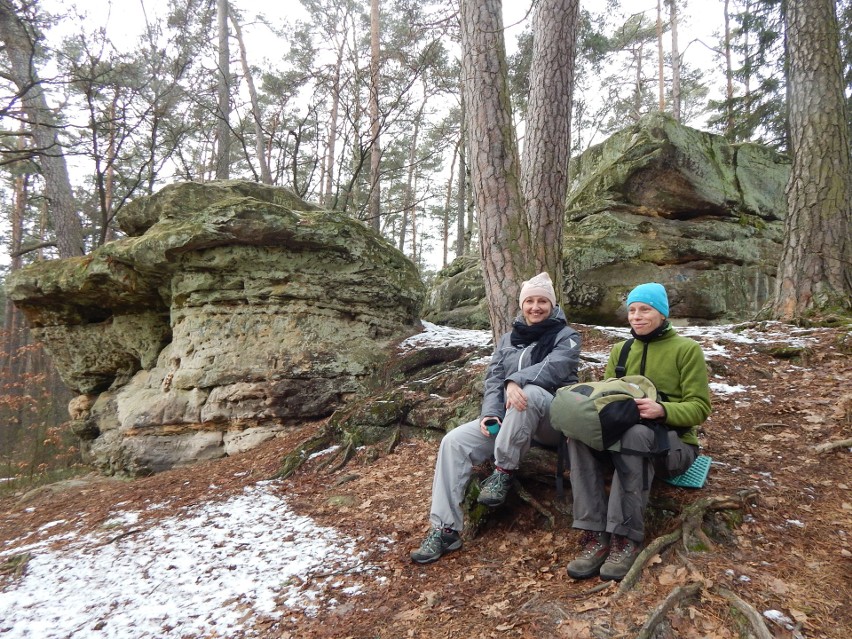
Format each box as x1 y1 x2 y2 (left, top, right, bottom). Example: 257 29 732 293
566 530 611 579
599 535 641 581
410 528 462 564
477 470 514 507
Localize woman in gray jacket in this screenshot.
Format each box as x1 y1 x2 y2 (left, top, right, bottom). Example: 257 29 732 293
410 272 581 564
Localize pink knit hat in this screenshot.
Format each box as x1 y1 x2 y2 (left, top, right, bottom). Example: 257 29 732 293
518 272 556 307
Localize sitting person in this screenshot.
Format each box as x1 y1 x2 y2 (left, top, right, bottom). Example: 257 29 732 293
410 272 581 564
566 282 711 581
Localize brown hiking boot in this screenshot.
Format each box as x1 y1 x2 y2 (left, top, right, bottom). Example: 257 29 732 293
599 534 640 581
566 530 611 579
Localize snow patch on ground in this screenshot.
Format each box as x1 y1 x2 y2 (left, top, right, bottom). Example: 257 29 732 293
0 481 379 639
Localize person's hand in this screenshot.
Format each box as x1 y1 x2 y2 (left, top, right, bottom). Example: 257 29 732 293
505 381 527 411
480 417 500 437
635 397 665 420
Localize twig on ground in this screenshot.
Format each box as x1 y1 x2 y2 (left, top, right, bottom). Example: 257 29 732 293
634 582 703 639
567 581 614 598
104 528 143 545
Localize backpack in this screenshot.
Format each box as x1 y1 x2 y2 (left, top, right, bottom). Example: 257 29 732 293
550 375 658 452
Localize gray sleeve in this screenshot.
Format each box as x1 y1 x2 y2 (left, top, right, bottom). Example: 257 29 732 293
479 333 511 420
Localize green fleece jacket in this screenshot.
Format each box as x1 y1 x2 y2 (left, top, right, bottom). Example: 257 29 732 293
605 325 711 446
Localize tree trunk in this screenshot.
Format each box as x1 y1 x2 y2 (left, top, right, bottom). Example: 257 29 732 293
324 38 346 208
0 2 85 258
399 94 425 254
442 143 458 268
456 80 467 260
657 0 665 112
773 0 852 317
460 0 531 339
668 0 681 121
230 9 272 184
368 0 382 232
522 0 579 301
215 0 231 180
723 0 735 139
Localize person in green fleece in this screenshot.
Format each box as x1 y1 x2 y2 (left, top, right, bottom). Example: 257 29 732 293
565 282 711 582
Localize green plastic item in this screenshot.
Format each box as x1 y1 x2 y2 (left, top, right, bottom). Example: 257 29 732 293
663 455 711 488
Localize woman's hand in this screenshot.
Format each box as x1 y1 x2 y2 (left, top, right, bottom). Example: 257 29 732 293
505 381 527 411
480 417 500 437
635 397 665 420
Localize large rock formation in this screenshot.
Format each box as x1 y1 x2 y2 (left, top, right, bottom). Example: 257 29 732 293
8 181 425 476
424 114 790 327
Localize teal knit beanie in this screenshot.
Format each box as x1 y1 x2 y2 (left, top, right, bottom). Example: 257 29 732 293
626 283 669 317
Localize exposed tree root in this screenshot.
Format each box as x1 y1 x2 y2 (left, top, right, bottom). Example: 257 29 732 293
515 481 556 529
814 437 852 453
616 488 759 598
273 425 335 480
634 582 703 639
715 586 775 639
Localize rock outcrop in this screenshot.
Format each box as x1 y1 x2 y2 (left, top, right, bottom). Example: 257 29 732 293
8 181 425 476
424 114 790 327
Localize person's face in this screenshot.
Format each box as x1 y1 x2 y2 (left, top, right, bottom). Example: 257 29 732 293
522 296 553 325
628 302 666 335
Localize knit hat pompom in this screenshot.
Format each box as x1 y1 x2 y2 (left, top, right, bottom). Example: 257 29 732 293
626 282 669 317
518 272 556 308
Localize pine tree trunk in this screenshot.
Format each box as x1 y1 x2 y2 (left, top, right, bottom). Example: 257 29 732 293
773 0 852 317
230 9 272 184
668 0 681 121
522 0 579 301
0 4 85 258
456 79 467 260
724 0 735 139
460 0 531 339
215 0 231 179
368 0 382 232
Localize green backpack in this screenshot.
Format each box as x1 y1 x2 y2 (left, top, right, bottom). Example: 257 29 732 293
550 375 658 452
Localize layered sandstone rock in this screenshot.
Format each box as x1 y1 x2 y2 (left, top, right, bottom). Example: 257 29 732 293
8 181 424 475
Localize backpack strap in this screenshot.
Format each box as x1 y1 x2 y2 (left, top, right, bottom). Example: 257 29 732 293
614 422 671 490
614 338 634 378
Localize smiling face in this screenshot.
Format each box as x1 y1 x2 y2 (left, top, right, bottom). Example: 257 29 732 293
522 296 553 325
628 302 666 335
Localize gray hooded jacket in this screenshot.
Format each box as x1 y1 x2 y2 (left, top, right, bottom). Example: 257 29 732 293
479 306 581 421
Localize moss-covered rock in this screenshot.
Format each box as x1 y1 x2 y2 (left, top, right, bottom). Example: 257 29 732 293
7 180 425 476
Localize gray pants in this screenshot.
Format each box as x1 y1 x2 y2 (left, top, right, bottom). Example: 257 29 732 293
568 424 698 543
429 384 562 531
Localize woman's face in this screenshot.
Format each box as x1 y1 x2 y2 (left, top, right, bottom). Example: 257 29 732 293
628 302 666 335
522 296 553 325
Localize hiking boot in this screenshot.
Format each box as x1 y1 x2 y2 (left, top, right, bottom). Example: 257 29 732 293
599 535 641 581
410 527 462 564
477 470 513 507
566 530 611 579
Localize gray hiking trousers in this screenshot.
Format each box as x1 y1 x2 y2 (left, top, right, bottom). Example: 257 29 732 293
429 384 562 531
568 424 698 543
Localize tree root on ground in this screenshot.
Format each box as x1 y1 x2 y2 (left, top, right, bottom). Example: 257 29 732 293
615 488 759 598
632 582 776 639
634 582 702 639
814 437 852 453
515 481 556 529
272 425 335 480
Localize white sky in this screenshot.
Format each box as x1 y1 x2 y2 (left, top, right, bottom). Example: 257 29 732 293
0 319 831 639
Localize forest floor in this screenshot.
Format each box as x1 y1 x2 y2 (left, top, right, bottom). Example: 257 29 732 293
0 321 850 639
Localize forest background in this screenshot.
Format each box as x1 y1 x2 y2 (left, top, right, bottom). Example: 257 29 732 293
0 0 850 486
